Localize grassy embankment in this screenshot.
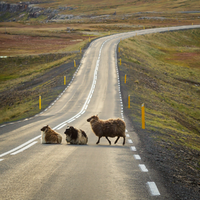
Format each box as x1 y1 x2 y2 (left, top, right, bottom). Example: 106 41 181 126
0 53 78 123
118 29 200 167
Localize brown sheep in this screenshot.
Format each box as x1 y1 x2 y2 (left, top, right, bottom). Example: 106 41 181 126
41 125 62 144
87 115 126 145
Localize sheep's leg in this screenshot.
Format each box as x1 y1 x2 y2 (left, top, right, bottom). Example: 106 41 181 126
114 136 120 144
123 137 126 145
105 136 111 145
96 137 101 144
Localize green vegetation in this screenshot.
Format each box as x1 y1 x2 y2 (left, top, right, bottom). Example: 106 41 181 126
0 52 82 123
119 29 200 154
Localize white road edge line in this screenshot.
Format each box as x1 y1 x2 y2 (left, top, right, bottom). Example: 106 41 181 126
10 141 38 155
146 182 161 196
0 135 41 158
130 146 137 151
139 164 148 172
134 155 141 160
56 123 67 130
53 39 111 131
128 139 133 144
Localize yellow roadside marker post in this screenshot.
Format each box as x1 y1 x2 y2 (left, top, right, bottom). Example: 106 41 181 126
124 74 126 84
74 60 76 67
141 103 145 129
80 47 82 53
39 96 41 110
64 76 66 85
128 95 130 108
118 47 120 53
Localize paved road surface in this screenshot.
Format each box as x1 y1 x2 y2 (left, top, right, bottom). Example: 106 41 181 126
0 25 200 200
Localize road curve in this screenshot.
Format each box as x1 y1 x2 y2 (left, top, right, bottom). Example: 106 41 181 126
0 25 200 200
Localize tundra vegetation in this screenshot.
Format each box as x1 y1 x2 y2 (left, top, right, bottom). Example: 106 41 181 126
118 29 200 197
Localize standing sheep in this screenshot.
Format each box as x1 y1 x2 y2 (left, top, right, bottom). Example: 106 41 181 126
87 115 126 145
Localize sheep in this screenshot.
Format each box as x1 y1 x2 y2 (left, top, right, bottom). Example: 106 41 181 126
41 125 62 144
87 115 126 145
64 126 88 145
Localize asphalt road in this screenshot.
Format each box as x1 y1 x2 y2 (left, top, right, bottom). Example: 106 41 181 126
0 25 200 200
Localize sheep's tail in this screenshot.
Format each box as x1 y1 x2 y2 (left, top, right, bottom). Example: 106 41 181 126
57 135 62 144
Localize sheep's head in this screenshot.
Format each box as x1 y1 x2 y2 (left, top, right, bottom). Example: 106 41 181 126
41 125 49 131
64 126 78 141
87 115 99 122
64 126 75 136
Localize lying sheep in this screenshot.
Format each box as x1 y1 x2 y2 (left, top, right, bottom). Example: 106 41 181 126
87 115 126 145
64 126 88 145
41 125 62 144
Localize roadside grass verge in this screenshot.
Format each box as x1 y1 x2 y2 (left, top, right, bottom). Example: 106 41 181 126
0 52 81 124
0 54 76 91
118 29 200 168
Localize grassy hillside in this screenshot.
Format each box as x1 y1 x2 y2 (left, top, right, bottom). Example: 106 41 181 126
7 0 200 14
118 28 200 174
0 23 100 56
0 52 83 123
118 28 200 197
1 0 199 26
